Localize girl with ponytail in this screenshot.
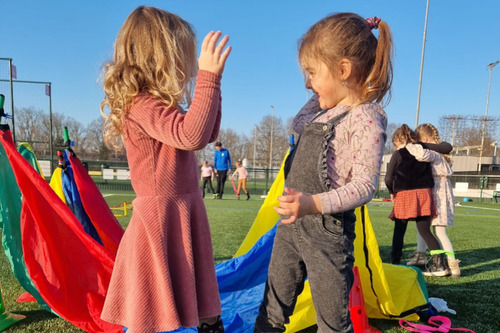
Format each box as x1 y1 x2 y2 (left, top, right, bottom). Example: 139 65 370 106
256 13 392 332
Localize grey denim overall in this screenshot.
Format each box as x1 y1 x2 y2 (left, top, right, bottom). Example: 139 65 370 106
254 112 356 333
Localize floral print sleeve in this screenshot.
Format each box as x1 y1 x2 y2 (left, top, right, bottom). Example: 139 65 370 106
316 103 388 214
406 143 439 162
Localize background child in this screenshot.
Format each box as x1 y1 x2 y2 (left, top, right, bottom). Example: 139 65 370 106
385 124 449 277
200 160 216 199
99 6 231 333
232 160 250 200
255 13 392 332
407 123 460 277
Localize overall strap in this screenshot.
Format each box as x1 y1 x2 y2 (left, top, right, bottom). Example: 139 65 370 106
284 109 349 180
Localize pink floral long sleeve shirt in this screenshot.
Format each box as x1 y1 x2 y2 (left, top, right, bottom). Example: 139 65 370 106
293 95 387 214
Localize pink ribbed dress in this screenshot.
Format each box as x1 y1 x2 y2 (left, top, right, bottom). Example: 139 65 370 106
101 71 222 332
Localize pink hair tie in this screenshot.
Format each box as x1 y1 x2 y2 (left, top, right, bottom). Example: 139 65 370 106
366 17 381 30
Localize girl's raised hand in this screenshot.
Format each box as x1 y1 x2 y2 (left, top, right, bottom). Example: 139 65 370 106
198 31 231 75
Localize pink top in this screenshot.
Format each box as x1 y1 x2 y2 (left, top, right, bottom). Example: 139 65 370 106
294 95 387 214
101 70 223 332
201 165 213 178
235 166 248 179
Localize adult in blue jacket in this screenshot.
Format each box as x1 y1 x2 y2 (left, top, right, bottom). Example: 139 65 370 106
214 141 232 199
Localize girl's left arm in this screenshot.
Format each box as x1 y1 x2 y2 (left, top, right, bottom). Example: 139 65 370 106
317 108 387 214
406 143 439 163
276 107 387 222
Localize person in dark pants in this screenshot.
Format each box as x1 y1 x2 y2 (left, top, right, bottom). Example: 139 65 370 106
200 160 216 199
213 141 231 199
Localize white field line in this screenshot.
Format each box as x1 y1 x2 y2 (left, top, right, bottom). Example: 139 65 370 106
457 204 500 212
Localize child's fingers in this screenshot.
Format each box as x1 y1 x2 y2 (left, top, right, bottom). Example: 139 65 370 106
284 187 299 196
201 31 215 52
219 45 232 66
214 35 229 57
277 193 296 203
274 206 297 224
206 31 222 53
198 31 230 74
281 217 297 224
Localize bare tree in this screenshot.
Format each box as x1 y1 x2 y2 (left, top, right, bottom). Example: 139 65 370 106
384 122 401 154
195 142 215 166
216 128 248 162
65 116 88 158
253 115 289 168
194 128 249 167
15 107 44 144
439 115 499 156
86 118 105 159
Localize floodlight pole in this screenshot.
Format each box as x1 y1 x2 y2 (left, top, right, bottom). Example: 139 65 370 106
478 60 499 173
415 0 430 128
269 105 274 169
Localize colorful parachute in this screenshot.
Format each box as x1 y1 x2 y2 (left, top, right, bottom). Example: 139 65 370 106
0 125 124 333
1 121 428 332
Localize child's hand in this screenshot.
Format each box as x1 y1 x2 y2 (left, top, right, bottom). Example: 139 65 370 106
275 188 322 224
199 31 231 75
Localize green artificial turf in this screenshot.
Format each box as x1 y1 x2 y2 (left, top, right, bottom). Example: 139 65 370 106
0 192 499 332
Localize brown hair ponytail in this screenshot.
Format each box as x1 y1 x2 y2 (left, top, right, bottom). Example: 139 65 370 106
364 20 393 106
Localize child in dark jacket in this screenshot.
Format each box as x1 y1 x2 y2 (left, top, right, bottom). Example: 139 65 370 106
385 124 449 276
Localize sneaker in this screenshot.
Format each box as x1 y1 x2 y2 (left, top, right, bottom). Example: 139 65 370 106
447 258 461 278
422 254 451 277
406 251 427 267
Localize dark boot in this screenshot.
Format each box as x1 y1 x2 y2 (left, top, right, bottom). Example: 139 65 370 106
391 250 402 265
246 192 250 200
423 254 450 277
198 316 224 333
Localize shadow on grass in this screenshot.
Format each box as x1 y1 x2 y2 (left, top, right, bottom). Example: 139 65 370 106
5 309 58 327
214 255 233 263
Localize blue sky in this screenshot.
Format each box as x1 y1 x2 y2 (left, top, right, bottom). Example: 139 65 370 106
1 0 499 138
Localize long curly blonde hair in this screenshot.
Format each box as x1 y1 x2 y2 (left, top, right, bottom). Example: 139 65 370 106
100 6 197 147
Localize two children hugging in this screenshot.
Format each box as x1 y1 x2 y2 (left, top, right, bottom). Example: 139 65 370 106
385 124 456 277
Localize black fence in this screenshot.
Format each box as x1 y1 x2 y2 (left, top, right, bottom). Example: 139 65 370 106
83 161 500 203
